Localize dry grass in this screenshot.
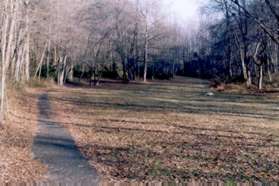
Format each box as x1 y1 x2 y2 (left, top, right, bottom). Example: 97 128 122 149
0 87 47 183
29 77 279 183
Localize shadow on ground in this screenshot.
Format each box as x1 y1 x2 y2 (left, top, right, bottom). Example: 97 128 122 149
38 77 279 182
32 93 99 184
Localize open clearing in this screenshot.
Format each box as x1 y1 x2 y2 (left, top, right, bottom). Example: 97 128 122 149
6 77 279 183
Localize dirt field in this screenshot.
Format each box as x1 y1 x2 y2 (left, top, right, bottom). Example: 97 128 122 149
3 77 279 183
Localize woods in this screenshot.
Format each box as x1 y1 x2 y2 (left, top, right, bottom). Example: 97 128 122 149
0 0 31 117
0 0 191 119
194 0 279 90
2 0 279 183
0 0 279 118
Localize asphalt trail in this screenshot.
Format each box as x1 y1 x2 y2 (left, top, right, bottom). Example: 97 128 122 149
32 93 99 185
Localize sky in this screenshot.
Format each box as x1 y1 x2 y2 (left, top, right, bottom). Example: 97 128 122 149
170 0 201 20
164 0 206 26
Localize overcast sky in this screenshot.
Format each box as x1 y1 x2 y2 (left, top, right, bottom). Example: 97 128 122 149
170 0 201 19
163 0 207 26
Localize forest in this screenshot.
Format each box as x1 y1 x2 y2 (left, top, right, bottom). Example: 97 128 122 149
1 0 279 184
1 0 279 115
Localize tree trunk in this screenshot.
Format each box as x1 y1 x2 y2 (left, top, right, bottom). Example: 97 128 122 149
15 43 24 82
240 49 251 87
58 55 67 86
143 20 148 82
259 65 263 90
267 60 273 82
247 69 252 88
25 31 30 81
1 1 9 119
68 63 74 82
35 43 48 80
275 44 278 73
143 56 148 82
122 57 128 81
54 46 58 65
1 0 16 119
240 50 248 80
272 43 278 73
46 40 51 79
229 59 233 78
25 4 30 81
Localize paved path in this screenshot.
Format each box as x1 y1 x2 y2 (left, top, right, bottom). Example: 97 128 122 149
32 94 99 185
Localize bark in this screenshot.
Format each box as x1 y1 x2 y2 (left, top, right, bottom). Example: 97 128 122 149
35 43 48 80
1 0 17 118
253 42 264 90
14 27 26 82
272 44 278 73
58 55 67 86
267 60 273 82
1 0 9 118
143 21 148 82
25 32 30 81
46 40 51 79
224 0 233 78
54 46 58 65
25 4 30 81
122 56 128 81
68 63 74 82
15 43 24 82
259 65 263 90
240 49 251 87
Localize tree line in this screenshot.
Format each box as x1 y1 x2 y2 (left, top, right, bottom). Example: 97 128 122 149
0 0 190 119
193 0 279 90
1 0 278 119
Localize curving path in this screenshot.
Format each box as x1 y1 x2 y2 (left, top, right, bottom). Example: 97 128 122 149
32 94 99 184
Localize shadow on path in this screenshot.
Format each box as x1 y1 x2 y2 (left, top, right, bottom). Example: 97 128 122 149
32 93 99 184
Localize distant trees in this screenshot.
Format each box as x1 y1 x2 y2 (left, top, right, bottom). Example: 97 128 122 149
183 0 279 90
76 0 180 83
0 0 188 118
3 0 278 119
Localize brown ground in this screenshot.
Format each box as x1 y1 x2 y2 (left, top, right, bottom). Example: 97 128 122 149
44 77 279 182
2 77 279 183
0 88 47 183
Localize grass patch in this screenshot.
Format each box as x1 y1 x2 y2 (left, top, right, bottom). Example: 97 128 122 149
27 78 56 88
